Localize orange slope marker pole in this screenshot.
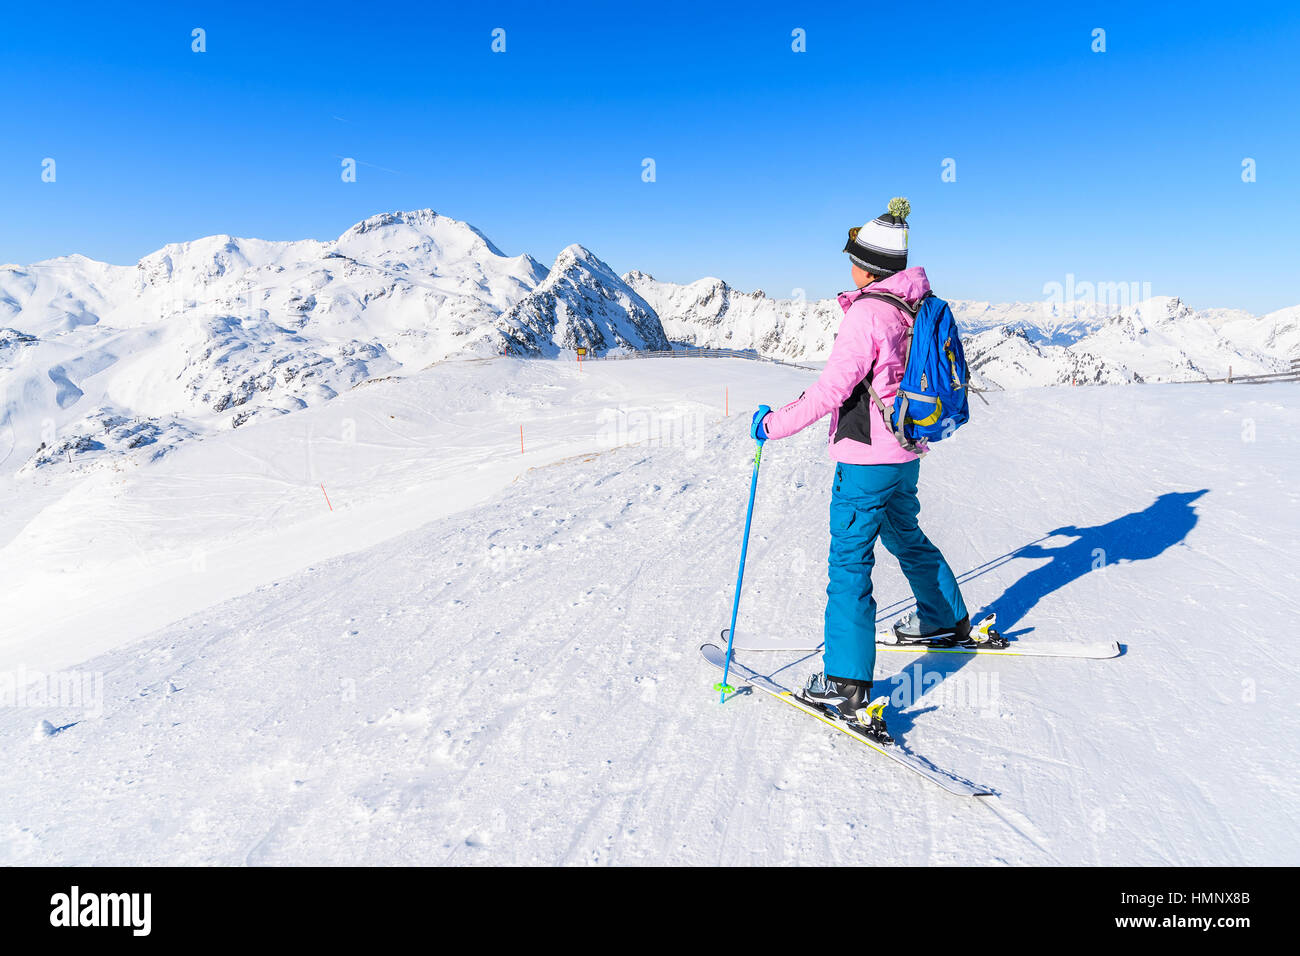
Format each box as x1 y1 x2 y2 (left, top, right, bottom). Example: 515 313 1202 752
321 483 333 511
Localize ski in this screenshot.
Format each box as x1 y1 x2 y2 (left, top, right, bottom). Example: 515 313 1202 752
727 633 1121 659
733 634 1118 658
701 643 993 798
877 635 1121 659
725 611 1120 660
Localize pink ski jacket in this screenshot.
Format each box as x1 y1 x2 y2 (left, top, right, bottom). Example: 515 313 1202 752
763 266 931 465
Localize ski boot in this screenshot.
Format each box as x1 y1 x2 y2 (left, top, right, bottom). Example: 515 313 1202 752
887 611 1008 649
798 673 894 745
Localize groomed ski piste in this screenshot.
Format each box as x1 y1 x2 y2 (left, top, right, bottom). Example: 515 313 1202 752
1 357 1297 865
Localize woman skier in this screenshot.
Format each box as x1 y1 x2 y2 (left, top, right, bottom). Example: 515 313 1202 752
750 198 970 742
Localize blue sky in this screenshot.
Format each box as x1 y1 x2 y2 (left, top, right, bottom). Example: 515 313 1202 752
2 0 1298 312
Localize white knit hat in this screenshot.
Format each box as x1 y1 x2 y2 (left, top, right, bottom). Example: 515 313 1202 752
843 197 910 277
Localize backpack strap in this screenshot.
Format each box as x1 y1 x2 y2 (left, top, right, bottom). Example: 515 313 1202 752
882 293 988 405
852 290 926 454
859 289 924 317
865 381 921 453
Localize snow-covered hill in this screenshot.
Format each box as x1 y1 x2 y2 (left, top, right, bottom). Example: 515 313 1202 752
1 358 1296 864
0 211 666 476
625 272 1298 388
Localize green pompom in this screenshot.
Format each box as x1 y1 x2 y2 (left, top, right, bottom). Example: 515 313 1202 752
888 197 911 221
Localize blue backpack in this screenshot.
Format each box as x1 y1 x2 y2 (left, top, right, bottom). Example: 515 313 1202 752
862 291 972 452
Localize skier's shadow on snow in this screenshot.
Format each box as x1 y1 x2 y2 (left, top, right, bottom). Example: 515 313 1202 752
976 488 1207 638
878 489 1208 736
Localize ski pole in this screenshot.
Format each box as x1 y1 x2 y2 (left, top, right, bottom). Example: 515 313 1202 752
717 438 763 702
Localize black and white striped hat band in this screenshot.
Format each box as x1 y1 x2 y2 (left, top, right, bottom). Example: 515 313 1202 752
843 214 908 274
844 236 907 273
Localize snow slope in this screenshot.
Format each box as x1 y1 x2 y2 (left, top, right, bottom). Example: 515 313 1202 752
0 358 726 674
2 358 1296 865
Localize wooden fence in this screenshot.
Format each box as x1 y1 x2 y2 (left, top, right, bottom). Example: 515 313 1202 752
1174 357 1300 385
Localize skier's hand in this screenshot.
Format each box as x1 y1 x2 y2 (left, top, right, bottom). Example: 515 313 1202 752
751 405 772 442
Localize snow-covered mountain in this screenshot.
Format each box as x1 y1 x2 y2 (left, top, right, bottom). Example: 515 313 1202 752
4 210 1296 479
621 270 844 361
0 211 667 476
625 273 1298 388
502 247 670 356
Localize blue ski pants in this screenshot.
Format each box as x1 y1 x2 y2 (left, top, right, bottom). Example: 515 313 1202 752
824 460 968 682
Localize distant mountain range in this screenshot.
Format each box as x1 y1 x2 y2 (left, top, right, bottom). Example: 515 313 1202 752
625 273 1299 387
2 209 1295 474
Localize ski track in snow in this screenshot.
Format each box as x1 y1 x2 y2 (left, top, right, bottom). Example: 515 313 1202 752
1 359 1297 865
